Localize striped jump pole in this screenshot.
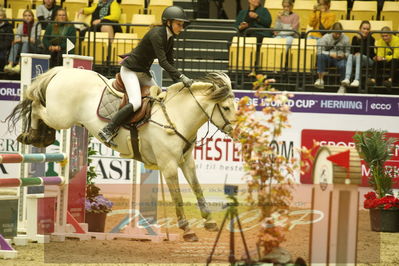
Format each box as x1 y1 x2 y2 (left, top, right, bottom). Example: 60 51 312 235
0 177 64 188
0 153 67 164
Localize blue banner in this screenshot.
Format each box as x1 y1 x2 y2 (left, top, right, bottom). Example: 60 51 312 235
31 58 49 79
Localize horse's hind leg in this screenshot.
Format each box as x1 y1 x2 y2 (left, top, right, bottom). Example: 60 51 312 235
179 155 219 232
17 101 55 147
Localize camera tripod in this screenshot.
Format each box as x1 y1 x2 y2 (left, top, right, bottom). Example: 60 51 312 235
206 195 252 265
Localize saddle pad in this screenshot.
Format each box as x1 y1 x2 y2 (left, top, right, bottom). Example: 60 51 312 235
97 87 122 121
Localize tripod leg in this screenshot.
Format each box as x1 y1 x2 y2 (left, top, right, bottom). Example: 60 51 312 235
229 210 235 264
207 210 229 265
234 212 252 262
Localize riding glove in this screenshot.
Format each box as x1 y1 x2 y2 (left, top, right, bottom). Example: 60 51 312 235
180 74 193 88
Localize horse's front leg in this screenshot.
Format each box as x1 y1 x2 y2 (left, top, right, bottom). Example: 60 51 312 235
179 153 219 232
161 164 199 242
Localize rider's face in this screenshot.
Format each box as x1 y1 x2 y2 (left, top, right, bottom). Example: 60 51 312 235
170 20 185 35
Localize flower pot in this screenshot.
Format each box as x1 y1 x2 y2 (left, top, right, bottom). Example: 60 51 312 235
369 208 399 232
85 212 107 232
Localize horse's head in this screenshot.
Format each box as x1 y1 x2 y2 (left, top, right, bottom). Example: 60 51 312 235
191 72 237 136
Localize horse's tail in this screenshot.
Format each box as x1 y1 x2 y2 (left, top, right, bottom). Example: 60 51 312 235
4 66 64 132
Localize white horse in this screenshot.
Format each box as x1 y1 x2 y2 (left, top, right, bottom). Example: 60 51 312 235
6 67 237 241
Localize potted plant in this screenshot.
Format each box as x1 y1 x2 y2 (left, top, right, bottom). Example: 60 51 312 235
85 138 113 232
353 129 399 232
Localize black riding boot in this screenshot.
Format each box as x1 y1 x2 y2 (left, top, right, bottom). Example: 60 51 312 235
98 103 134 146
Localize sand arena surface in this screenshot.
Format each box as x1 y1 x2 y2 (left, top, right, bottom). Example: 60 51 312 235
3 202 399 265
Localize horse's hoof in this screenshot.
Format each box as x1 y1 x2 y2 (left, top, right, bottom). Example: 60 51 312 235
183 232 199 242
204 220 219 232
17 133 31 144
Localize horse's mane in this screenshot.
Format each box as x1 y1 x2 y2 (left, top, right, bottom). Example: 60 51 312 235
167 72 233 102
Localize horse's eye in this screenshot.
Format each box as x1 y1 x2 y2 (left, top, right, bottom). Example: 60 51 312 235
222 106 230 111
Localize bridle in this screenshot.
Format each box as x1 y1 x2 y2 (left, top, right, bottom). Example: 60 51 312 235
149 83 233 154
186 86 232 135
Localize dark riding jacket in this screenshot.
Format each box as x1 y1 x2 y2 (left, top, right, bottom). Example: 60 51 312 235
121 26 182 81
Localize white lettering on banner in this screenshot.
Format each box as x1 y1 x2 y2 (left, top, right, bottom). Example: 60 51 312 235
319 141 355 148
0 88 20 96
320 100 363 109
386 165 399 178
294 99 316 108
370 103 392 110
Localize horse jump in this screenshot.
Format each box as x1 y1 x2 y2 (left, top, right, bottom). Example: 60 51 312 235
0 127 89 245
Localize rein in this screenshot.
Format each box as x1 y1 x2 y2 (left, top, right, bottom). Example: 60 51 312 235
149 84 232 154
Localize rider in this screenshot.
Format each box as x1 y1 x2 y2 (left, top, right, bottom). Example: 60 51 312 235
98 6 193 145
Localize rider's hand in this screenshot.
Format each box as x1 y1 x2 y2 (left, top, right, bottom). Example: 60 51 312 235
180 74 193 88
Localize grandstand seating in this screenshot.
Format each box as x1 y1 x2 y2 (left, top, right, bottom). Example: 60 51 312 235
148 0 173 24
81 31 109 64
120 0 144 25
351 1 377 21
110 32 138 64
7 0 32 19
289 38 317 72
4 8 12 19
330 0 347 20
339 20 393 40
63 0 88 21
73 11 91 29
263 0 281 27
381 2 399 33
260 38 286 71
130 14 156 40
229 36 257 71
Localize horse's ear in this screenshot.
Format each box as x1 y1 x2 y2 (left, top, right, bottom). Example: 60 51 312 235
191 82 213 91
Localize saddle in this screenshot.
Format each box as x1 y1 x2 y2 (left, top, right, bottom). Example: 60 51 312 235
112 73 152 124
97 73 161 161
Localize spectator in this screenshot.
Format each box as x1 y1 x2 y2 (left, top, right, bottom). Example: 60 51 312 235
0 8 13 71
4 9 41 73
79 0 122 39
236 0 272 38
308 0 336 40
235 0 272 72
36 0 61 29
373 26 399 88
274 0 300 48
43 9 76 67
314 22 350 89
341 20 375 88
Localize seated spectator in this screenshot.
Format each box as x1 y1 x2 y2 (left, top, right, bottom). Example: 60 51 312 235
308 0 336 40
235 0 272 72
4 9 41 73
37 0 61 29
79 0 122 39
0 8 14 71
274 0 300 48
314 22 350 89
341 20 375 88
372 26 399 88
236 0 272 38
43 8 76 67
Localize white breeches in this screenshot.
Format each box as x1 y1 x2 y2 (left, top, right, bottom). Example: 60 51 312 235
120 66 156 112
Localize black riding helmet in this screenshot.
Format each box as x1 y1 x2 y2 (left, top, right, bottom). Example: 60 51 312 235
162 6 189 35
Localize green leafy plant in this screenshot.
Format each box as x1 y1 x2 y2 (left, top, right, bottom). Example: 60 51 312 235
353 129 397 198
